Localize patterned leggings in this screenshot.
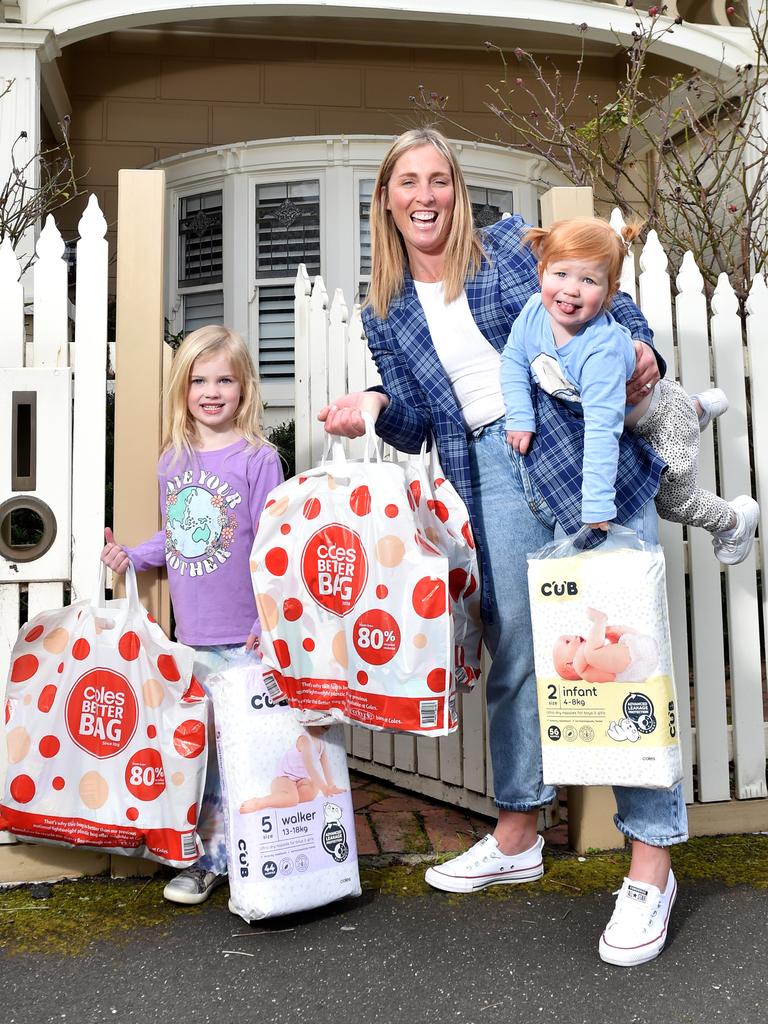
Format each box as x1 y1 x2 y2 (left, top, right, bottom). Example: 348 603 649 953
635 378 733 534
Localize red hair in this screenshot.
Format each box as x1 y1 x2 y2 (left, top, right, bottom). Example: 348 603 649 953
524 217 643 306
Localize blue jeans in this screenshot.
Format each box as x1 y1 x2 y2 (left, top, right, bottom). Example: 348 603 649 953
468 419 688 847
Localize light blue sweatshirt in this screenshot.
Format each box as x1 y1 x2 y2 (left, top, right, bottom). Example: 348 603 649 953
501 294 636 524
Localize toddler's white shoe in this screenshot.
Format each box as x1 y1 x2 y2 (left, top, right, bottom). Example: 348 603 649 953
693 387 728 431
599 870 677 967
424 834 544 893
713 495 760 565
163 868 226 905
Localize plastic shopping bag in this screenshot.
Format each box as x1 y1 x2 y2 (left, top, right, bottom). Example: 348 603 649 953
251 418 456 735
403 440 482 689
0 565 209 866
208 657 360 921
527 525 682 789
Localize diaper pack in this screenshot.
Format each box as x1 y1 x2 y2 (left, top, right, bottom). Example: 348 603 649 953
207 657 361 921
527 527 683 789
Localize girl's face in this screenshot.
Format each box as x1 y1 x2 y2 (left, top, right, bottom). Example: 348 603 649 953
187 351 242 433
540 257 611 341
384 144 455 269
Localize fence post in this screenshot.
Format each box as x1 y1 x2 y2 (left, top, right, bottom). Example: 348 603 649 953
113 170 169 630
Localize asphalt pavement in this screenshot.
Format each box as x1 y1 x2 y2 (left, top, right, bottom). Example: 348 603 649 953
4 875 767 1024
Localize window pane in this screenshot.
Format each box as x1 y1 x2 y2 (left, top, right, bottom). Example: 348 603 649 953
178 191 223 287
256 180 320 279
359 179 374 277
468 186 515 228
258 284 295 381
183 290 224 335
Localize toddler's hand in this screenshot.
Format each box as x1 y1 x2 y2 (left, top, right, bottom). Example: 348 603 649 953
586 521 610 531
506 430 534 455
101 527 130 574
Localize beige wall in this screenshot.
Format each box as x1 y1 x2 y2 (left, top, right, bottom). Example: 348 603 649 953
56 28 626 258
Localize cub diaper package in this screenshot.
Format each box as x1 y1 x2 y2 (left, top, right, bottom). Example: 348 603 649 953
252 422 456 735
208 658 360 921
0 566 208 866
527 526 682 789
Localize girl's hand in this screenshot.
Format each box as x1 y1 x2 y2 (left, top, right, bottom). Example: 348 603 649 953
507 429 534 455
101 527 130 574
245 634 261 654
318 391 389 438
627 341 660 405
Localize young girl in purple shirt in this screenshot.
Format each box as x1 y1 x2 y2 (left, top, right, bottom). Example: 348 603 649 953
101 325 283 904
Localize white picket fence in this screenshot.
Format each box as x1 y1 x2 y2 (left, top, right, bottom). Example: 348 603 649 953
0 197 109 824
293 216 768 815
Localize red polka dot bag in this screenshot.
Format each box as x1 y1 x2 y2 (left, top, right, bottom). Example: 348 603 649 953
0 564 209 866
251 420 456 735
403 440 483 691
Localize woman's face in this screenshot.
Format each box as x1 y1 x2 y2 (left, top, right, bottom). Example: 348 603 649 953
384 144 455 270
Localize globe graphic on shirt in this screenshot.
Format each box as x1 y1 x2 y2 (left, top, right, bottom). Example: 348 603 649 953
167 486 222 559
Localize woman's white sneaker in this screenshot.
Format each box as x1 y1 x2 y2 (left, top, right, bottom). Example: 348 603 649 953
424 834 544 893
599 870 677 967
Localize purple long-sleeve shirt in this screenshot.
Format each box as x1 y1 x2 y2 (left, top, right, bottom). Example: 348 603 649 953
126 439 283 646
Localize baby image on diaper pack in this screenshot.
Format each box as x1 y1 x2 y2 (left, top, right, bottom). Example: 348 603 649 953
527 527 682 790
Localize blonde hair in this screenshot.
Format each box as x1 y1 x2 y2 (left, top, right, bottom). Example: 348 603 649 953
524 217 643 307
365 128 486 319
162 325 268 458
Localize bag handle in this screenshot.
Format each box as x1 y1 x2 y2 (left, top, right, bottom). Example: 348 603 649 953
320 412 382 470
91 560 141 613
531 522 649 561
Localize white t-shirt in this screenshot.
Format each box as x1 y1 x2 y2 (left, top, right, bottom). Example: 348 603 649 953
414 281 505 432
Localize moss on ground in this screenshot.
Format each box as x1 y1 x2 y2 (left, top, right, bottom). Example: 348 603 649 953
361 834 768 900
0 875 229 957
2 835 767 956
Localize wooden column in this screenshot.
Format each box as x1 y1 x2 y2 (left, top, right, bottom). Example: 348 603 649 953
539 185 621 854
112 169 169 879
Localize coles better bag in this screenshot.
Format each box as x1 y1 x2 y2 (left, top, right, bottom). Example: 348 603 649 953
527 525 683 789
403 440 482 690
208 657 360 922
251 417 456 735
0 564 209 866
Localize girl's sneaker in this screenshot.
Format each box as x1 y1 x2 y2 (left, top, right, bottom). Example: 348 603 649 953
599 870 677 967
163 868 227 905
713 496 760 565
693 387 728 431
424 834 544 893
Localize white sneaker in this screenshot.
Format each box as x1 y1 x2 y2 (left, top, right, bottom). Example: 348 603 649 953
163 868 227 905
713 495 760 565
424 834 544 893
599 870 677 967
693 387 728 431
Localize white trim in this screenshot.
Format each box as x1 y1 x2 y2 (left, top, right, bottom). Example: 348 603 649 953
17 2 757 73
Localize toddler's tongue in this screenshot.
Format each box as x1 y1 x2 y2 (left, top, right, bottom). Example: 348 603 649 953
558 301 577 314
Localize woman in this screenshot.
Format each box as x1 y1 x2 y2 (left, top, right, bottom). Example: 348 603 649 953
319 128 686 967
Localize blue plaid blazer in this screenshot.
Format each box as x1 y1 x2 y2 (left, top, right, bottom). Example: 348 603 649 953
362 215 666 542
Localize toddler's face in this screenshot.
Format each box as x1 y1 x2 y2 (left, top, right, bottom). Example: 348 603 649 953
540 257 610 339
552 634 584 680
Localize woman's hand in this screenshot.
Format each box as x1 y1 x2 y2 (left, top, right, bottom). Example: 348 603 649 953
101 527 130 574
245 634 261 654
627 341 660 405
318 391 389 438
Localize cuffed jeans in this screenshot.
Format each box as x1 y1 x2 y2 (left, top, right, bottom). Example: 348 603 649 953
468 419 688 847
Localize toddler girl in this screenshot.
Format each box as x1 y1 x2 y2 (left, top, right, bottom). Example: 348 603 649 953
501 217 759 562
101 325 283 904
